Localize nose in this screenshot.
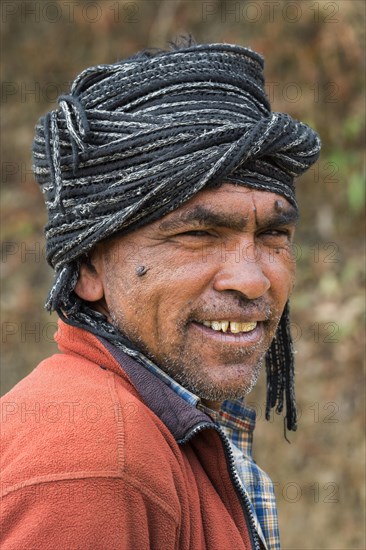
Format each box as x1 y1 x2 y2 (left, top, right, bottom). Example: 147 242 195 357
212 241 271 300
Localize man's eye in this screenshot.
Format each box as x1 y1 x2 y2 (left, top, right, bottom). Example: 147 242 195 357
261 229 290 237
179 230 213 237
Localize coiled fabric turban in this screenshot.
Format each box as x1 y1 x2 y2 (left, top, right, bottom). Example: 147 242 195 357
32 42 321 431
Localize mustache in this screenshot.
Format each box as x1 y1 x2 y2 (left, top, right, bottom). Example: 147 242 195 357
187 295 276 322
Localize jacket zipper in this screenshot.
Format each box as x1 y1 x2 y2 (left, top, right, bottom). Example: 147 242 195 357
178 422 261 550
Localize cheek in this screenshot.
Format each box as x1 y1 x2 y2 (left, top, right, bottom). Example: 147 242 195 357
153 247 214 290
102 258 142 322
263 249 296 297
103 262 187 327
151 264 206 318
137 256 214 332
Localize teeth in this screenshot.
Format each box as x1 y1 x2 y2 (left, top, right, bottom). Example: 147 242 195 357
221 321 229 333
202 320 257 333
230 322 241 333
230 321 257 333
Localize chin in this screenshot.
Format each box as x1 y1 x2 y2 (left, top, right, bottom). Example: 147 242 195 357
183 362 263 403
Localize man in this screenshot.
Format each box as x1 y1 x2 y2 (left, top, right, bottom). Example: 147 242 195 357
1 41 320 549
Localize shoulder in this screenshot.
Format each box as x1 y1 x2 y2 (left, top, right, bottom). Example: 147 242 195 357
1 352 184 503
1 357 184 548
1 354 122 483
1 351 123 438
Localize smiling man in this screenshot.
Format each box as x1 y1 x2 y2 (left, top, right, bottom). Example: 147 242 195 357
78 186 298 410
1 41 320 550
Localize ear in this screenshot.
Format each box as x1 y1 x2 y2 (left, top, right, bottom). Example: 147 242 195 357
74 260 104 302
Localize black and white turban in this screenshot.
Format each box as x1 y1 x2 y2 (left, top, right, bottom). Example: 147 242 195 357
33 42 321 431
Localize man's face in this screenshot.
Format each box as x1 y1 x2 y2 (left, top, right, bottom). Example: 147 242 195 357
85 184 297 404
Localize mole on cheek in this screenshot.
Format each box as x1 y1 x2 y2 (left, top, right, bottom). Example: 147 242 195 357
136 265 150 277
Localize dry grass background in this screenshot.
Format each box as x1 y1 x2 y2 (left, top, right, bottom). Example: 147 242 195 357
1 1 365 548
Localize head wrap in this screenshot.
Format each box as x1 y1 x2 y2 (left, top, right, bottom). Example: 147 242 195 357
33 41 321 432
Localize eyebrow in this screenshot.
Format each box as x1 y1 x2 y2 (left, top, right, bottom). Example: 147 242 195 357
158 204 299 233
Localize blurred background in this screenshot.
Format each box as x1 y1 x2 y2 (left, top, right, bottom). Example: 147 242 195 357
1 1 365 548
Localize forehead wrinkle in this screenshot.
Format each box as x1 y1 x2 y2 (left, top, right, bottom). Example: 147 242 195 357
158 205 249 232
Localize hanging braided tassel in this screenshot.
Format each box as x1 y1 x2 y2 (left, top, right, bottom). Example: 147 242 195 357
265 301 297 432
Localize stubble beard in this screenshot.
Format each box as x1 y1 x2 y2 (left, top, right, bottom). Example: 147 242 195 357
158 351 266 402
109 308 266 402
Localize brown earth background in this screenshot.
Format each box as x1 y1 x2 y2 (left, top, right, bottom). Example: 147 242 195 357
1 1 365 548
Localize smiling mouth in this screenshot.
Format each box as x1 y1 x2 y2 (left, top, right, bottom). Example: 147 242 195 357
191 320 264 344
201 320 257 334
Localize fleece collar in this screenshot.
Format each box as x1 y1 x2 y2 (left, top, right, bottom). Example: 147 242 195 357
100 336 212 441
55 319 212 440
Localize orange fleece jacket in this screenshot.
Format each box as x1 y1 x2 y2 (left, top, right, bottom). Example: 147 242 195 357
1 321 253 549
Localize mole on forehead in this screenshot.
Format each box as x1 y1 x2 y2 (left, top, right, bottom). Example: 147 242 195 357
252 198 285 220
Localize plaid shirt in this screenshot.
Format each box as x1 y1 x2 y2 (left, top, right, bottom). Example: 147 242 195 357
199 400 280 550
133 350 280 550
